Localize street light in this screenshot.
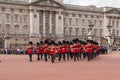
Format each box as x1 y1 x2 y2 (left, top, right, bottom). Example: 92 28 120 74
88 22 94 40
4 32 10 49
107 23 112 49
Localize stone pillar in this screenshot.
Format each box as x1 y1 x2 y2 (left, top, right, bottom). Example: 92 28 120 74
29 9 34 36
55 12 64 40
43 11 46 35
49 11 52 34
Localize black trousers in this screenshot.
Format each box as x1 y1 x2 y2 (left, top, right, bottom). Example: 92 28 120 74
62 53 66 61
58 53 62 61
66 52 70 60
40 53 43 60
44 53 48 62
29 54 32 62
82 52 86 59
37 54 40 61
87 53 93 61
73 53 79 61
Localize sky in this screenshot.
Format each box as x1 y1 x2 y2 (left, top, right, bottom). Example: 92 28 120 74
64 0 120 8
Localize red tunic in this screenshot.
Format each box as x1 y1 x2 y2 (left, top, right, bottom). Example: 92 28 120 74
71 45 77 54
36 47 42 54
61 45 66 53
85 45 93 53
66 45 70 53
27 47 34 54
43 46 49 54
56 47 62 54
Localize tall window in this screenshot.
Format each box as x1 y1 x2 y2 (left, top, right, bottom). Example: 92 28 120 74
23 26 27 34
116 21 119 28
23 15 27 22
15 25 19 34
64 18 66 25
76 19 78 26
69 28 72 37
82 19 85 25
117 30 119 36
94 20 96 27
63 27 66 36
6 13 10 21
82 28 85 37
100 20 102 27
112 20 115 27
75 28 79 37
69 18 72 26
6 25 10 34
99 29 103 37
15 14 19 23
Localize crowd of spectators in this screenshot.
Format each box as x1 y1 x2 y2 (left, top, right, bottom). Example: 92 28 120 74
0 48 28 55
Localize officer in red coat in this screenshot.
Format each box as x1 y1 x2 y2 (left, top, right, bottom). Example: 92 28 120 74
27 41 34 62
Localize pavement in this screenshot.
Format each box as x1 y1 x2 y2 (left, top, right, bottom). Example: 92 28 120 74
0 52 120 80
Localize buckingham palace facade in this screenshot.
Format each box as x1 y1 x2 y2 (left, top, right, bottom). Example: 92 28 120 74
0 0 120 48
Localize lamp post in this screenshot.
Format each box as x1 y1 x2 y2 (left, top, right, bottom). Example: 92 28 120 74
88 22 94 40
106 23 112 49
4 32 10 49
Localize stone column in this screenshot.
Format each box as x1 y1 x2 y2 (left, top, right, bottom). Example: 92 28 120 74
55 12 64 40
49 11 52 34
29 9 34 36
43 11 46 35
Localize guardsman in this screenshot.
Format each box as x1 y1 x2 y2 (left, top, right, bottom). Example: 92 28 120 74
81 41 87 59
66 41 70 60
40 41 44 60
85 40 94 61
61 40 66 61
43 40 50 62
71 39 78 61
36 42 41 61
57 41 62 61
49 40 56 63
27 41 34 62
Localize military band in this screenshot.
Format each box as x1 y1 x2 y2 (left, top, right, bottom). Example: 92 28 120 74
26 38 102 63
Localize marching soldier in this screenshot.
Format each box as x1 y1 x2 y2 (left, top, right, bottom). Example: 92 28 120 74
35 43 41 61
66 41 70 60
49 41 56 63
61 40 66 61
39 41 44 60
43 40 50 62
71 39 78 61
85 40 94 61
27 41 34 62
56 41 62 61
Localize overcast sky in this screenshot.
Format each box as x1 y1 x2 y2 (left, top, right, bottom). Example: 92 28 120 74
64 0 120 8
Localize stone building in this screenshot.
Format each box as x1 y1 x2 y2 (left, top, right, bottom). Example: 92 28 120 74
0 0 120 48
